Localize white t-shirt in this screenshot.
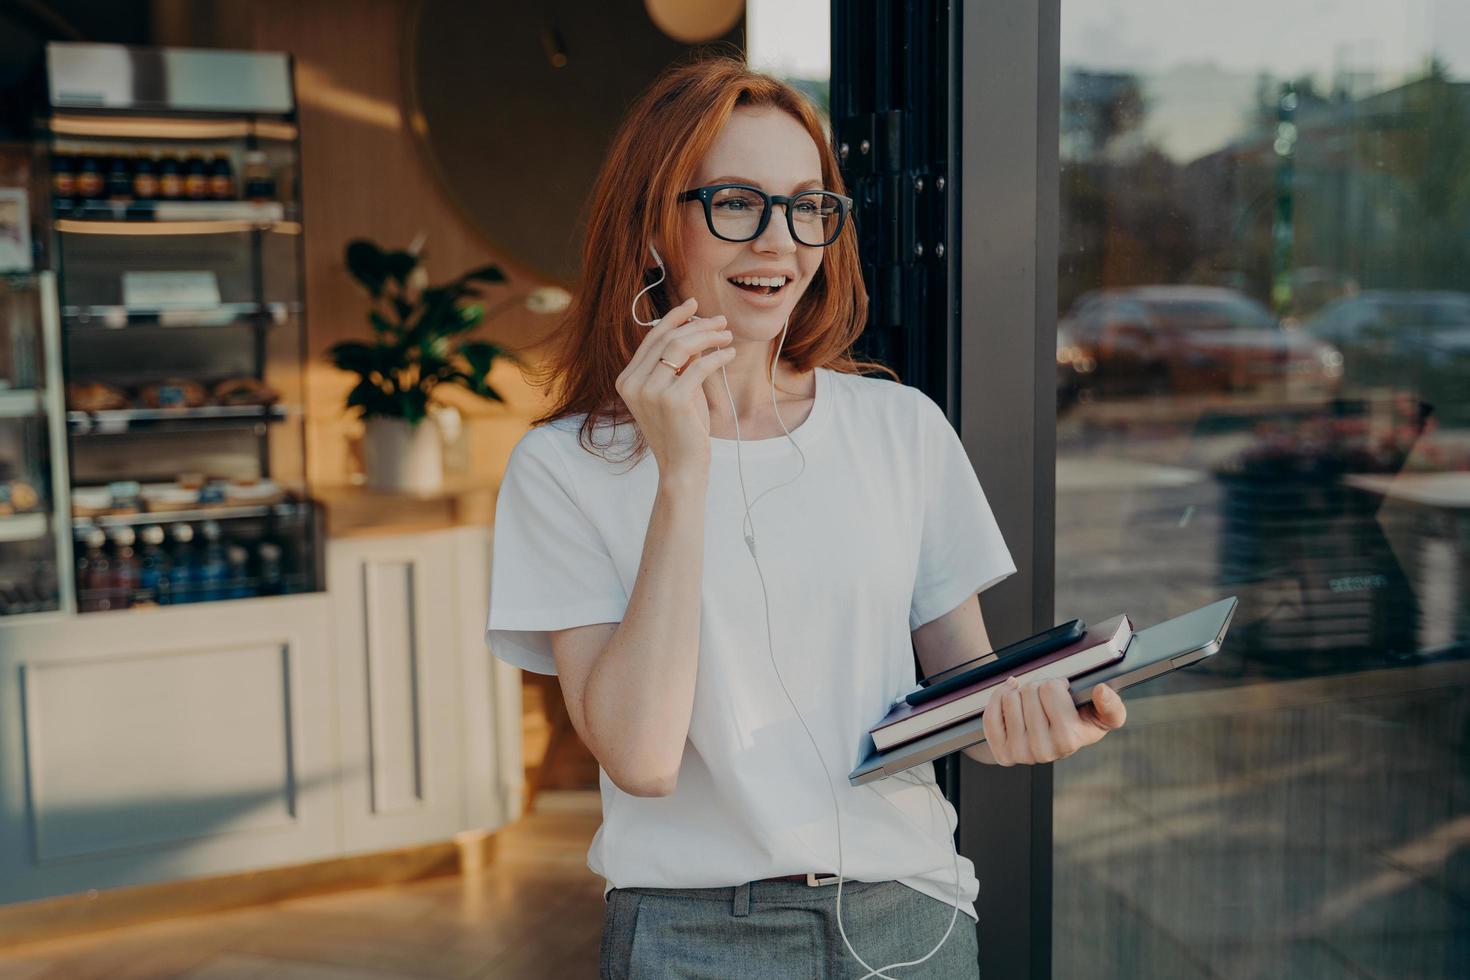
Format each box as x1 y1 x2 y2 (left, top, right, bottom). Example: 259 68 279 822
485 365 1016 923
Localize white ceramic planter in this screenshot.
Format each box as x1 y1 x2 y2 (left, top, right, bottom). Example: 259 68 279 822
362 415 443 494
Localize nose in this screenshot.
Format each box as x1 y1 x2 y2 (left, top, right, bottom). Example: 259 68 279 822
753 202 798 255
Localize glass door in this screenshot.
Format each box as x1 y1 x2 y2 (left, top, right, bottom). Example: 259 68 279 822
1053 3 1470 977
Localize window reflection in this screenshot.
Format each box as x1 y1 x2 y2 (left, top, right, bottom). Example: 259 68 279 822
1054 3 1470 976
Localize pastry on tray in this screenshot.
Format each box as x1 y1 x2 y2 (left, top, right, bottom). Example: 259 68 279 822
72 487 135 517
211 377 279 407
223 478 284 506
137 378 209 409
67 381 130 412
141 485 200 512
5 480 39 513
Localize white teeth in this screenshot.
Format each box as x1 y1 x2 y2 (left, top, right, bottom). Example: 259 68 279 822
729 275 787 288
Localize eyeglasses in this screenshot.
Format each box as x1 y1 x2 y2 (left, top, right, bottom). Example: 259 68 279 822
678 182 852 247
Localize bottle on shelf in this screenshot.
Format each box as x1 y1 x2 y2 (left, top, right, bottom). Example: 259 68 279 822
225 543 254 599
77 526 112 612
106 153 133 200
133 153 160 200
168 522 200 603
137 524 172 606
107 525 139 610
158 152 183 200
75 152 104 200
51 152 76 202
256 540 284 596
208 152 235 200
183 150 209 199
197 519 228 603
242 150 275 201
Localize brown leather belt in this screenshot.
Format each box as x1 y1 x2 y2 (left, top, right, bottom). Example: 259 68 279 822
755 872 842 886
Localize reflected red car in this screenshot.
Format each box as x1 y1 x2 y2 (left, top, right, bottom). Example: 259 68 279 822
1057 286 1343 400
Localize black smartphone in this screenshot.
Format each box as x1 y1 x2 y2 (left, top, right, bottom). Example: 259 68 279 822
906 618 1087 707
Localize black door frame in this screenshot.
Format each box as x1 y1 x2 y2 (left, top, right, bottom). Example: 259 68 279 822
832 1 1061 976
954 2 1060 977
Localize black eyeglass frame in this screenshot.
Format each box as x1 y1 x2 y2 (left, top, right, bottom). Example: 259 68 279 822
677 182 854 247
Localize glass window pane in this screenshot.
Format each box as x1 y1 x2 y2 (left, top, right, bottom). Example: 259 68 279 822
1055 3 1470 977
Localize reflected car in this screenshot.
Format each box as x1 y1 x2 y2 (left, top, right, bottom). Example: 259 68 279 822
1300 290 1470 422
1057 286 1343 400
1301 290 1470 370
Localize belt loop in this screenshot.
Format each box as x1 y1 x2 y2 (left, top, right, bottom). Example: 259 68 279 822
732 881 751 917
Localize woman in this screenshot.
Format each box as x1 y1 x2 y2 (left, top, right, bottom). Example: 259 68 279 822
486 56 1127 979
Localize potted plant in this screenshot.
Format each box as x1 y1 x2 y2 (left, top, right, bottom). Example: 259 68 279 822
330 238 552 493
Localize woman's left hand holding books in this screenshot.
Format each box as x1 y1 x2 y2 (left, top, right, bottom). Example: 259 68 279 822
978 677 1127 765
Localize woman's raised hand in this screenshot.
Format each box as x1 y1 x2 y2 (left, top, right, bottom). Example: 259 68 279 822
616 297 736 481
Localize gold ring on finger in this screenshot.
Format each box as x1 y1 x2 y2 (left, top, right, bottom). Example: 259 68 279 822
658 357 684 375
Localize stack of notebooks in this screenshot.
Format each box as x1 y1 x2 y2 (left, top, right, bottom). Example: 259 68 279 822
870 614 1135 752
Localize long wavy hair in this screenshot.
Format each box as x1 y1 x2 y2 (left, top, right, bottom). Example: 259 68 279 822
526 54 898 464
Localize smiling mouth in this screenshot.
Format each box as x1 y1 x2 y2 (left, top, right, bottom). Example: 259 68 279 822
727 277 789 296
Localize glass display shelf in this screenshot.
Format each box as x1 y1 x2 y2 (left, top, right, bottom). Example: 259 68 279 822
73 498 311 529
0 390 44 418
41 41 319 615
53 199 294 223
67 404 291 434
62 301 299 329
0 513 50 544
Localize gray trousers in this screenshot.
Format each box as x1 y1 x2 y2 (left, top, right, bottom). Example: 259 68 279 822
600 878 981 979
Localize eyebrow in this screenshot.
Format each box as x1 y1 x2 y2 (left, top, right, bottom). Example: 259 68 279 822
706 175 825 193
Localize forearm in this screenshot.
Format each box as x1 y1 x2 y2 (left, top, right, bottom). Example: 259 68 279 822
583 472 707 795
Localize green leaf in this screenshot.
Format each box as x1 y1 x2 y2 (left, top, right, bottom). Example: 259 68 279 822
328 340 378 376
398 388 429 425
459 264 505 285
369 311 397 335
406 287 458 348
445 370 505 403
383 251 419 286
345 240 386 296
459 340 504 377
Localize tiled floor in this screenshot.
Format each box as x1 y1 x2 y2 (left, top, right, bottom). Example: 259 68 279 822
0 790 607 980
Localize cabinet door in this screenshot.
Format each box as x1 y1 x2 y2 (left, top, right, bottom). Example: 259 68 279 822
0 594 337 905
328 529 467 853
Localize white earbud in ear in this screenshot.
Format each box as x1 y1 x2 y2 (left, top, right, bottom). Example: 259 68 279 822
632 242 667 327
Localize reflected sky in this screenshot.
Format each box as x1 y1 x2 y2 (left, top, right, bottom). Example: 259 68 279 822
1063 0 1470 162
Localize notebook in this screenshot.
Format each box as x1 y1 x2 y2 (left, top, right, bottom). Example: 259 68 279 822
871 614 1133 752
849 596 1239 786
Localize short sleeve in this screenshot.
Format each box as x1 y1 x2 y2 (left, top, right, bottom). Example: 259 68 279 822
908 392 1018 630
485 428 629 675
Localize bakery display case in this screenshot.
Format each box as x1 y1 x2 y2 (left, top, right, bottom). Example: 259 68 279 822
0 273 70 616
41 41 321 612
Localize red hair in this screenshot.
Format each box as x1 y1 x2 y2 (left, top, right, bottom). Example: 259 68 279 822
526 54 897 463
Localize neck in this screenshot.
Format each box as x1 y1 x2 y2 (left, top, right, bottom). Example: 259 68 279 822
701 344 811 429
